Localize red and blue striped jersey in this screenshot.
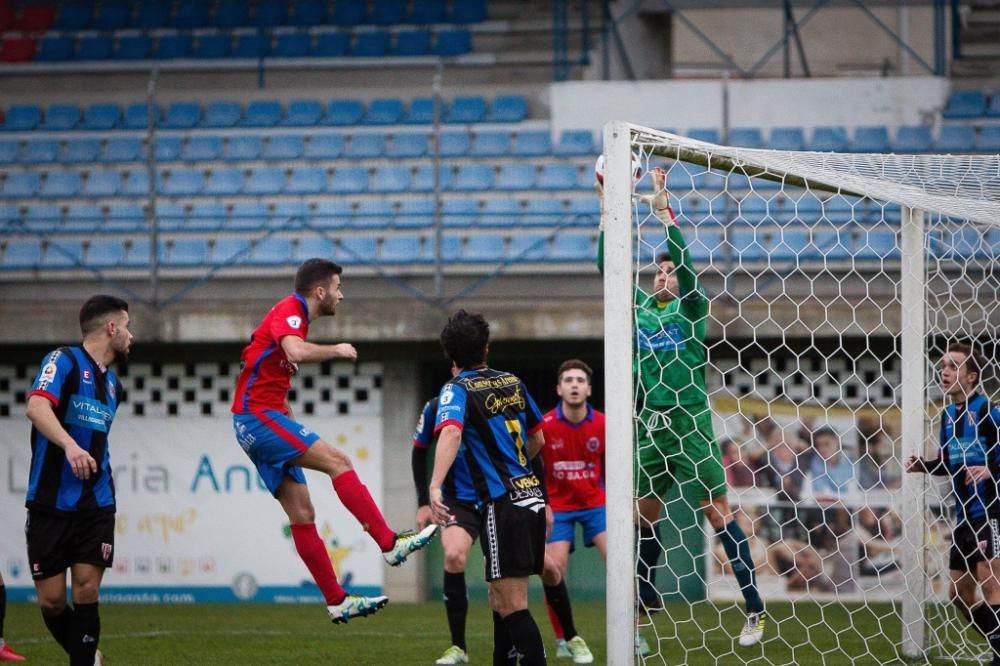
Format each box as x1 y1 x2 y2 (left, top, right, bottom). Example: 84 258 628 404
232 294 310 415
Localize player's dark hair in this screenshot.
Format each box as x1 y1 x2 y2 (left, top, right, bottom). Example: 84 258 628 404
295 258 342 295
440 309 489 369
558 359 593 384
79 295 129 336
655 252 675 266
947 342 986 386
812 426 839 445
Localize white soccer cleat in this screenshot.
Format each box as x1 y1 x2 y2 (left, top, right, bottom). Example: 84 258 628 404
94 649 104 666
383 523 439 566
327 593 389 624
434 645 469 664
738 611 766 647
566 635 594 664
555 639 571 658
635 632 651 658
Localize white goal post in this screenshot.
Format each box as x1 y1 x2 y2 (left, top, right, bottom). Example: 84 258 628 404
601 120 1000 665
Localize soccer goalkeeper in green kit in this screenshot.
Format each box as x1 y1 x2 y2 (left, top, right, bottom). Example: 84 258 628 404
597 166 765 652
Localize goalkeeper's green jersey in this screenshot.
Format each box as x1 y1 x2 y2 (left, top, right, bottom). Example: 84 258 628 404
598 222 709 408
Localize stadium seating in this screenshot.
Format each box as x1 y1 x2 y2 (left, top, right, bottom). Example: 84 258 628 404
893 126 933 153
852 126 890 153
943 89 987 119
933 125 975 152
809 127 849 152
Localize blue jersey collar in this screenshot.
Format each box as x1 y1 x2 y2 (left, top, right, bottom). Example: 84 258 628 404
556 402 593 425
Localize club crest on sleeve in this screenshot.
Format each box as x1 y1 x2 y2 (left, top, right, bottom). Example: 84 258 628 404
42 362 57 377
286 315 302 329
108 380 116 399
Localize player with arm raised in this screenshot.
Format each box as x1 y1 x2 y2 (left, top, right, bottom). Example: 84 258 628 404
906 342 1000 666
231 258 437 625
597 167 766 649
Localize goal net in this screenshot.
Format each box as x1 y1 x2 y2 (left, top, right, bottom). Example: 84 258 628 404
600 121 1000 665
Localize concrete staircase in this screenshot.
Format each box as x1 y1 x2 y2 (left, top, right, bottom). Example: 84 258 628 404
952 0 1000 80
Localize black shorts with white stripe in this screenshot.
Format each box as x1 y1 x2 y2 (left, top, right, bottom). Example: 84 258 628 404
480 491 546 582
950 516 1000 573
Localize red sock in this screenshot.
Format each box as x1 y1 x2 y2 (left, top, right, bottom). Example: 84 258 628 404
290 523 346 605
545 596 565 640
331 470 396 551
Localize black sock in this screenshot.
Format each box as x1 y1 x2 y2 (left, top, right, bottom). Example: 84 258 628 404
502 609 546 666
492 610 517 666
717 520 764 614
543 580 577 640
0 584 6 639
69 601 99 666
637 524 662 608
972 604 1000 657
42 605 75 654
443 571 468 650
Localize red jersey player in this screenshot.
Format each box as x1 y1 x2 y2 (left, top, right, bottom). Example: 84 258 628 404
231 258 437 624
539 359 605 663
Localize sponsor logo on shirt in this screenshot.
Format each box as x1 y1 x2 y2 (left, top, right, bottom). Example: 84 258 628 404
637 322 687 352
66 395 113 433
484 386 526 414
82 369 92 384
286 315 302 329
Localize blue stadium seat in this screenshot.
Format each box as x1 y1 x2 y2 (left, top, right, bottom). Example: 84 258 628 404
105 203 145 231
893 126 933 153
210 238 253 264
165 239 209 267
729 128 764 149
305 134 345 159
567 198 599 224
0 141 18 165
104 137 142 162
40 104 82 131
55 4 91 30
24 205 62 232
41 172 81 198
353 31 389 57
80 104 120 130
462 235 505 262
250 237 293 265
525 199 566 226
204 169 244 195
203 101 241 128
943 89 986 119
124 102 159 129
83 171 122 197
387 133 428 158
934 125 975 152
155 137 182 161
274 201 309 224
989 91 1000 118
382 235 426 263
283 100 323 126
245 168 285 195
94 2 130 30
487 96 528 123
729 229 767 262
453 164 493 191
326 100 365 125
86 240 127 267
313 31 350 56
183 136 223 161
76 35 113 60
2 171 41 199
2 239 42 270
293 235 336 261
256 0 288 27
161 169 203 196
495 164 535 191
35 36 74 62
550 233 594 261
329 167 368 193
409 0 446 23
292 0 328 25
404 97 435 124
537 164 578 191
232 31 267 58
370 166 411 193
687 128 720 144
480 199 520 226
122 170 151 196
439 132 470 156
155 33 193 59
397 199 434 228
768 127 804 151
371 0 407 25
508 234 548 261
65 204 103 223
442 199 477 226
174 1 209 28
364 98 404 125
332 0 366 25
977 126 1000 152
353 200 393 227
226 203 268 231
511 131 551 157
188 202 226 231
337 236 378 264
312 200 353 229
24 140 60 164
264 135 305 160
809 127 848 152
433 30 472 55
394 31 430 56
449 0 487 23
553 130 594 156
115 35 151 60
286 167 326 194
345 134 386 158
470 132 510 157
162 102 201 129
137 1 171 29
2 105 41 131
213 0 249 28
445 96 485 123
224 136 263 161
192 31 229 58
274 32 310 57
411 166 452 192
242 101 282 127
852 126 890 153
855 228 898 261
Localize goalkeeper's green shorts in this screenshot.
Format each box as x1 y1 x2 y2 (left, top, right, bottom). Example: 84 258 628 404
635 403 726 502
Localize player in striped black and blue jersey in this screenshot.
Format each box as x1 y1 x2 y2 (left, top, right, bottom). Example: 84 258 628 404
24 294 132 666
906 342 1000 666
430 310 549 666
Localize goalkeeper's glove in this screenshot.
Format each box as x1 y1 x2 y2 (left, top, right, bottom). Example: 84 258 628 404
645 167 675 226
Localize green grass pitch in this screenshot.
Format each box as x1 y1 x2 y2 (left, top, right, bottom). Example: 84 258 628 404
3 599 985 664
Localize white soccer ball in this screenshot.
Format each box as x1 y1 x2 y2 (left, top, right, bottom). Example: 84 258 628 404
594 152 643 185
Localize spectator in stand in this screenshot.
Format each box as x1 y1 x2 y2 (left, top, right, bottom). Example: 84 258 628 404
721 437 756 488
806 427 857 498
753 430 806 504
856 416 901 491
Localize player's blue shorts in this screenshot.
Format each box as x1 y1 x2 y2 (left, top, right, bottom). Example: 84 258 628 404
232 410 321 496
547 506 606 547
